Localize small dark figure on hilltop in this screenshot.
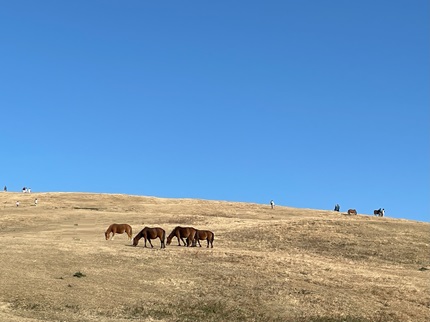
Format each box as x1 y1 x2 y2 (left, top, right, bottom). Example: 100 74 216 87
3 186 6 192
374 208 385 217
334 204 340 212
270 200 275 209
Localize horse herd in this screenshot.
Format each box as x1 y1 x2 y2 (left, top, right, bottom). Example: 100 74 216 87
347 208 385 217
104 224 215 249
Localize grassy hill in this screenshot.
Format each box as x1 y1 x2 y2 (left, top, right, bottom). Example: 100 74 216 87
0 192 428 322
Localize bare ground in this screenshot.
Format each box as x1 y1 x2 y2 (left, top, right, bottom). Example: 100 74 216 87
0 192 429 322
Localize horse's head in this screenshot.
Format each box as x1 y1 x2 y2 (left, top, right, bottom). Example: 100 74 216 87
166 236 172 245
105 231 109 240
132 237 139 246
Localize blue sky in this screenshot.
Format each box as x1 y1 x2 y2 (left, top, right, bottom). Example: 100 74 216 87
1 1 428 222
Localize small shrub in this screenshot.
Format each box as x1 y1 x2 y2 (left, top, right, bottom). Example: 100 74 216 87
73 271 86 278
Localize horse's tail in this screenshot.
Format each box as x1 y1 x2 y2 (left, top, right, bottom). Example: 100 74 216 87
209 231 214 248
191 229 197 241
161 229 166 248
187 229 197 247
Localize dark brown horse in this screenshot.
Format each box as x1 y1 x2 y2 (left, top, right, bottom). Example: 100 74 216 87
374 208 385 217
105 223 132 241
133 227 165 248
347 209 357 215
193 229 214 248
166 226 197 246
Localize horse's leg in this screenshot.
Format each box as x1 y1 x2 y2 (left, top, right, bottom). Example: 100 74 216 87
148 239 154 248
178 233 186 246
206 238 210 248
160 237 165 249
197 239 202 247
111 232 115 240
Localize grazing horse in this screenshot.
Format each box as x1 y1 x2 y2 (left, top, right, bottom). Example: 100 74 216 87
347 209 357 215
105 223 132 241
374 208 385 217
133 227 165 248
193 230 214 248
166 226 197 246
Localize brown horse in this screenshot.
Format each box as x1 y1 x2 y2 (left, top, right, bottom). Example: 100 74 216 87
105 223 132 241
166 226 197 246
133 227 165 248
193 229 214 248
347 209 357 215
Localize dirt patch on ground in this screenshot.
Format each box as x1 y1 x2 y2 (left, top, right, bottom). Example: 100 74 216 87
0 192 429 321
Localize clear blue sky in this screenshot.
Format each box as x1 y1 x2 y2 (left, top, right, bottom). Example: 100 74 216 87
1 1 428 222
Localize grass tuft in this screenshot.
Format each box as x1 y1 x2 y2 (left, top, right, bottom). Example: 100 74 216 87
73 271 86 278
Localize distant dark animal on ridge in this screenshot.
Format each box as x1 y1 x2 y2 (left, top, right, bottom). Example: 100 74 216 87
374 208 385 217
105 223 132 241
133 227 165 248
347 209 357 215
193 230 214 248
166 226 197 246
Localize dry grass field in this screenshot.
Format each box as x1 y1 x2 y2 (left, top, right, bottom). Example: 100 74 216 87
0 192 429 322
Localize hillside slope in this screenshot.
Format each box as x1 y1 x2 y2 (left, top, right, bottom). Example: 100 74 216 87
0 192 429 322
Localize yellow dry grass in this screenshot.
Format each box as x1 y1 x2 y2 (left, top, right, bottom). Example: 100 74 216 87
0 192 429 322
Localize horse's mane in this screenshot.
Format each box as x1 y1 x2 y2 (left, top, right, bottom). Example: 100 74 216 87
167 226 180 238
